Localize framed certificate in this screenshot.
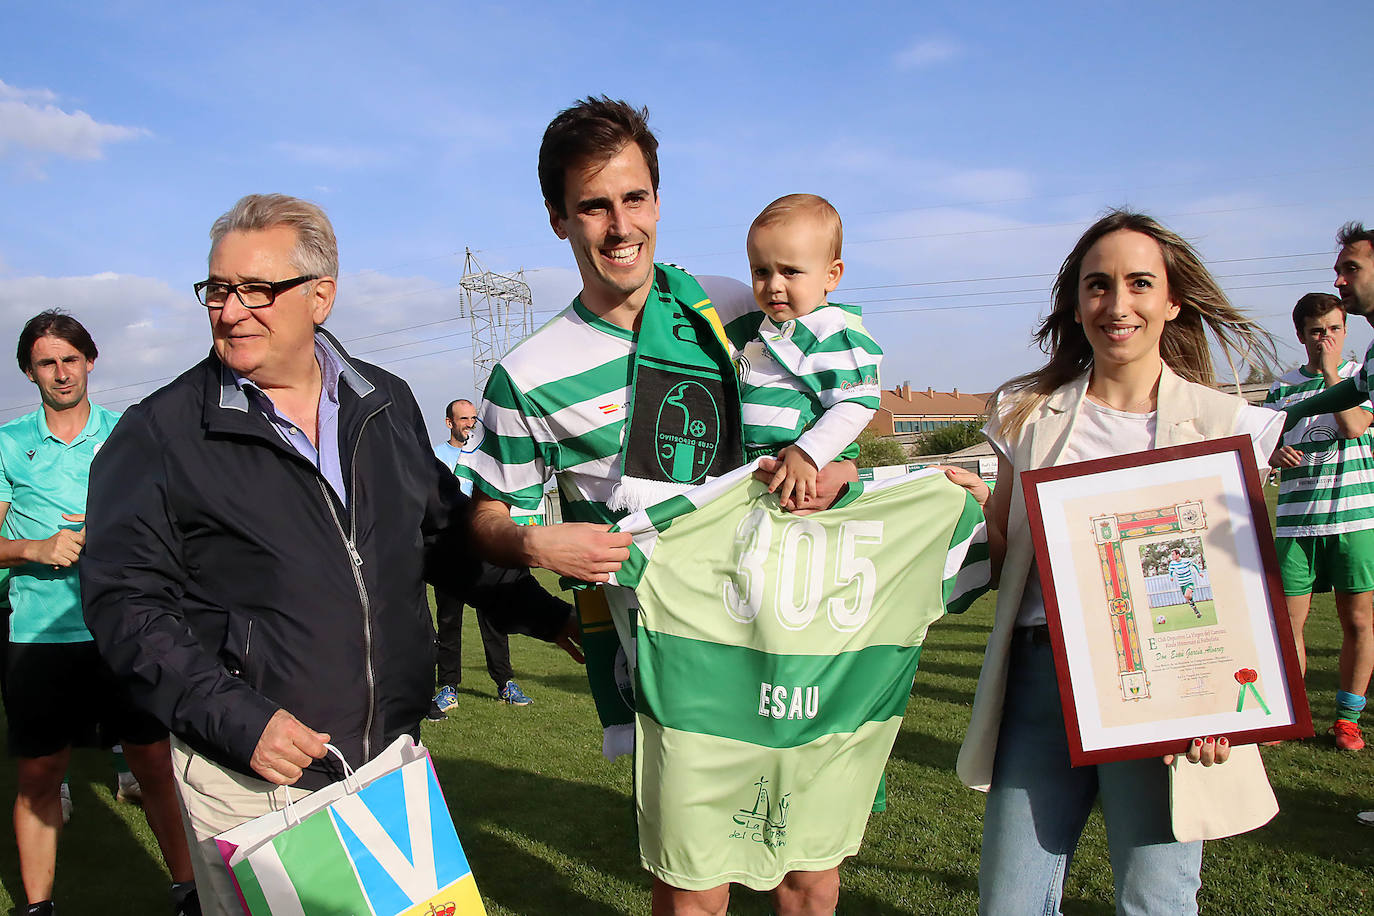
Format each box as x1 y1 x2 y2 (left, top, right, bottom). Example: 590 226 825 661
1023 436 1312 765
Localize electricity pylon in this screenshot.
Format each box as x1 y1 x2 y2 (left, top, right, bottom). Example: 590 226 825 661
459 248 534 392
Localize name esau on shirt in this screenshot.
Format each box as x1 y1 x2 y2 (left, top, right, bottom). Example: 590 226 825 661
723 508 887 723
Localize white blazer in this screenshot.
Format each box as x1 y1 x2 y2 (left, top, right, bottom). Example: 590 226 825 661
956 364 1279 842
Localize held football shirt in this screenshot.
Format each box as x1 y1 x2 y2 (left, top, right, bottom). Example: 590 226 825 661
608 460 989 890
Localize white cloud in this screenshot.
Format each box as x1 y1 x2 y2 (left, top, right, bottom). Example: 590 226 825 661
274 142 394 171
0 81 57 104
835 189 1357 392
806 141 1035 207
0 268 466 431
940 168 1034 203
326 266 581 439
841 205 1075 389
0 272 205 419
0 80 148 167
893 37 964 71
0 263 587 439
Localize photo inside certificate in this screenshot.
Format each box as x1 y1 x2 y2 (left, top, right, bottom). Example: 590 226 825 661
1037 449 1298 753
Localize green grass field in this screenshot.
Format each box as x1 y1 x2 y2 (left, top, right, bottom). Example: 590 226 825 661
3 513 1373 911
3 579 1370 914
1150 598 1218 631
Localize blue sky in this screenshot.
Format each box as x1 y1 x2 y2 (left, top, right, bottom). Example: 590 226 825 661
2 2 1371 439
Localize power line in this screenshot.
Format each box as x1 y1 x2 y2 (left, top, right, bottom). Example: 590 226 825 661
468 162 1369 256
137 165 1353 291
93 281 1329 411
668 197 1374 262
89 342 480 413
853 278 1336 313
339 315 464 344
842 259 1332 293
841 266 1333 307
0 247 1346 419
352 329 469 358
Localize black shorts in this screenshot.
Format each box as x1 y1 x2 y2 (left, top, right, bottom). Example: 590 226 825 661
3 640 167 758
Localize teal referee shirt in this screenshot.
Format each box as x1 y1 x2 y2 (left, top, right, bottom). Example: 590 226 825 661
0 403 120 643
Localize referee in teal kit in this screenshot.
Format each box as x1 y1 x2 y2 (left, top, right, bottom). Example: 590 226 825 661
0 311 197 916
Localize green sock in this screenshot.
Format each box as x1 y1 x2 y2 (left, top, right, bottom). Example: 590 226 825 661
1336 690 1365 724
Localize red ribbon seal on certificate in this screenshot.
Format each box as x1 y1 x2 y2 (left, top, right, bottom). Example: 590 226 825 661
1234 668 1270 714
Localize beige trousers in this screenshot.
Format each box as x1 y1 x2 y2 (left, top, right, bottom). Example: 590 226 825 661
170 737 314 916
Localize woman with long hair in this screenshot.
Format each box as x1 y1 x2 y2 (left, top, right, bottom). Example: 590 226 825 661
953 210 1283 915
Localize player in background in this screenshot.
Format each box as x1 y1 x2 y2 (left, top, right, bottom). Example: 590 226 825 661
1280 224 1374 425
1264 291 1374 750
430 398 536 714
0 311 197 916
1167 549 1203 618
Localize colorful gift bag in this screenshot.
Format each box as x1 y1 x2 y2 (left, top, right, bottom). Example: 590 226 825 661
215 735 485 915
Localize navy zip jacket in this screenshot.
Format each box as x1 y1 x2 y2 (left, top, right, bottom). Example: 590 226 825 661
81 330 567 789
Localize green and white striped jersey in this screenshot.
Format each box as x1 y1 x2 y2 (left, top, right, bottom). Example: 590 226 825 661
607 460 989 891
1354 338 1374 396
465 270 757 524
1168 559 1199 589
1264 360 1374 537
739 302 882 465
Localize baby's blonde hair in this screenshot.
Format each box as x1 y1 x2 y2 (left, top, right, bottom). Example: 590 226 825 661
750 194 843 261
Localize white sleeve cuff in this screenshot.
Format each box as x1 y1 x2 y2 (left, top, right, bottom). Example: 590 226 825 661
793 402 877 467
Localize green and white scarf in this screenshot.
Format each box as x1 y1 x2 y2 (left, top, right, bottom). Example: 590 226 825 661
608 264 745 513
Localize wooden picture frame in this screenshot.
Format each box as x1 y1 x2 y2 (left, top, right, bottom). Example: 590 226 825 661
1023 436 1312 765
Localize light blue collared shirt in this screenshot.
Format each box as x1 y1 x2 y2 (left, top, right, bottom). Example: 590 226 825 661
224 336 358 507
433 440 474 496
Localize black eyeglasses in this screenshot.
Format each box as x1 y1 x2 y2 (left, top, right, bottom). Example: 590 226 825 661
194 275 318 309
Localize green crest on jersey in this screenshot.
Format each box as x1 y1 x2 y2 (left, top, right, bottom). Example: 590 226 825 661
654 379 721 484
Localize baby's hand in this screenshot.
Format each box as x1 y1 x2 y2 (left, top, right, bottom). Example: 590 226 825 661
769 446 819 508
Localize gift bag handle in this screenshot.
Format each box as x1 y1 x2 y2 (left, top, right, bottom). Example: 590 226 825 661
276 743 362 826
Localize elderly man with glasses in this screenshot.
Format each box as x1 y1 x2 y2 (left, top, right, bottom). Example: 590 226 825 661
79 194 579 915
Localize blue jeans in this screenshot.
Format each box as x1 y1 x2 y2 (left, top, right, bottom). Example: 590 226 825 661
978 639 1202 915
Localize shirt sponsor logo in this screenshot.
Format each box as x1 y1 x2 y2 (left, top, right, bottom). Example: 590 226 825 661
840 375 879 390
1298 423 1338 465
729 776 789 848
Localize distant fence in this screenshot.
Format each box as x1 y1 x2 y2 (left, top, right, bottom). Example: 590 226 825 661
860 453 991 481
1144 571 1213 608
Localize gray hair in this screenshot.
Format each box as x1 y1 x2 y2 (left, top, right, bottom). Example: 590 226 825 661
209 194 339 278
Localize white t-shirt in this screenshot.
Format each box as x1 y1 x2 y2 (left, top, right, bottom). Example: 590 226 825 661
987 395 1284 627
